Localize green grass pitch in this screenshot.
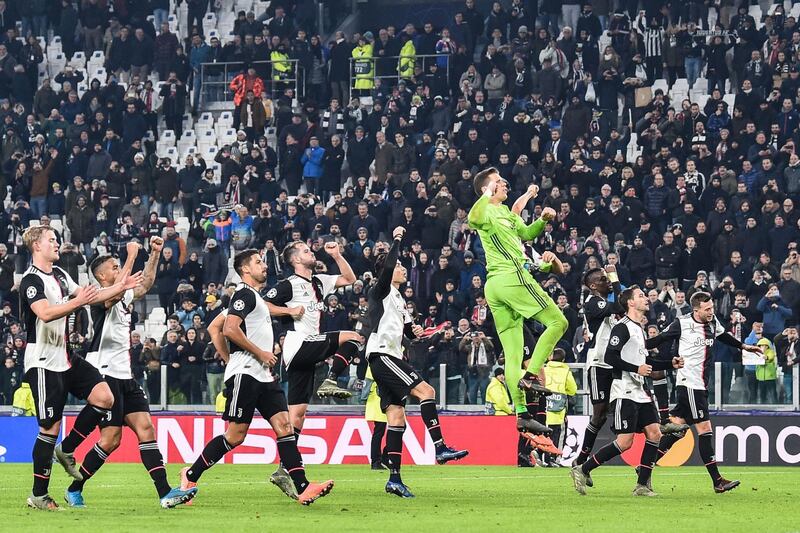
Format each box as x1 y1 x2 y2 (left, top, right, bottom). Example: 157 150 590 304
1 464 798 532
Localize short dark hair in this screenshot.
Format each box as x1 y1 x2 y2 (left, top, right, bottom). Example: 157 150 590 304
690 291 712 309
582 267 604 288
233 249 260 276
619 285 640 309
552 347 566 362
281 241 304 265
473 167 499 195
89 254 114 276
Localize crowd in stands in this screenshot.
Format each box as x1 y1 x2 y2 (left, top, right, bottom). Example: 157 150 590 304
2 0 800 410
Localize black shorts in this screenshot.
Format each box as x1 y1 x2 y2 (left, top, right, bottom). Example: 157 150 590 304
287 332 340 405
671 386 710 424
102 376 150 427
25 356 105 428
222 373 288 425
610 398 660 434
368 354 424 413
588 366 614 405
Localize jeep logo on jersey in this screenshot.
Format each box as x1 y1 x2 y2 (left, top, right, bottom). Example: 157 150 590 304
693 338 714 347
306 302 326 312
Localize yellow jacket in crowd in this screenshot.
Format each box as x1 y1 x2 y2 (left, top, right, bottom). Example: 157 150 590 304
398 38 416 79
352 42 374 90
364 366 387 423
486 376 513 415
13 383 35 416
544 361 577 425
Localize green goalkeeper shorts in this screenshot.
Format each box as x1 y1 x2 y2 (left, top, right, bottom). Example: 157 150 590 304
484 272 556 332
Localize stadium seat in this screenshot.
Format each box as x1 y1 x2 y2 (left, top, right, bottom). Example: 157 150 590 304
696 94 710 111
197 129 217 151
672 78 689 92
163 147 179 161
49 53 66 76
218 111 233 128
77 83 87 98
692 77 708 91
219 128 236 146
69 51 86 69
159 129 176 147
182 113 194 132
723 93 735 109
203 145 219 162
651 78 668 94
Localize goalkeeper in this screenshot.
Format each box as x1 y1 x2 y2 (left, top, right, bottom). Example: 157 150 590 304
468 168 567 436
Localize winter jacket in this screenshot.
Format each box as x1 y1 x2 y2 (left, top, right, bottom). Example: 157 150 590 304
301 145 325 178
654 243 681 280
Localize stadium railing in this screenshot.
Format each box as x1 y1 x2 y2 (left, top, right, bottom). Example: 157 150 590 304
3 362 797 415
199 59 303 111
348 53 450 95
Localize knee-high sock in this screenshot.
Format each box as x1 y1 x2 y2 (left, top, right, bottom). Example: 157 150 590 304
419 399 443 446
581 441 622 475
497 324 526 413
327 340 360 381
637 439 660 486
276 434 309 493
524 388 539 417
547 423 565 463
698 431 721 483
67 443 109 493
517 434 533 461
32 432 57 496
371 421 386 464
524 303 568 374
186 435 236 483
61 404 111 454
653 379 670 424
385 425 405 483
657 432 681 459
576 421 603 464
139 440 171 498
536 395 547 425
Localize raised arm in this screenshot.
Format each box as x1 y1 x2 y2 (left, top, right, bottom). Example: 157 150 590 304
133 237 163 300
325 241 357 288
511 184 539 216
207 311 229 363
374 227 404 299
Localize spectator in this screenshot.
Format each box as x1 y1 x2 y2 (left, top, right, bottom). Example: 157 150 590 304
459 331 495 404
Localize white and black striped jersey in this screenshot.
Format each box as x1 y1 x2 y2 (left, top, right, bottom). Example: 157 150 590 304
607 317 653 404
86 289 134 379
646 315 740 391
583 288 623 369
19 265 79 372
366 239 413 360
225 283 274 383
265 273 338 366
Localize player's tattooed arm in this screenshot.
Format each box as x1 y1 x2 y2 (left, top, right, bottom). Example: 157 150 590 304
133 237 164 300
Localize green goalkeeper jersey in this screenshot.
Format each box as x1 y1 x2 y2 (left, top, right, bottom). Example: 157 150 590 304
467 193 548 279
